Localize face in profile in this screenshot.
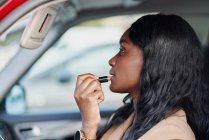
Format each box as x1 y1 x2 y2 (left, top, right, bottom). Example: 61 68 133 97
109 29 144 94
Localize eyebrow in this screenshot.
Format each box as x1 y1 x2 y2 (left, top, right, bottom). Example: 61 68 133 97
119 39 129 45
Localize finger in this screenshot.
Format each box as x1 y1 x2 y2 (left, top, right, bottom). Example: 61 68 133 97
91 90 105 103
76 74 98 87
74 76 95 98
77 77 98 93
76 74 96 87
82 79 102 95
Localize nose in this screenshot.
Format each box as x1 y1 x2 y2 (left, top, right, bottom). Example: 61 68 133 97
109 54 117 67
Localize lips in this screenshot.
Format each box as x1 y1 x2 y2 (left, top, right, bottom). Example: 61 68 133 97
109 69 115 77
109 69 116 82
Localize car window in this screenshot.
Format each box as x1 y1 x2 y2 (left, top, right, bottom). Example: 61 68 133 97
15 16 140 114
0 16 30 72
0 31 20 72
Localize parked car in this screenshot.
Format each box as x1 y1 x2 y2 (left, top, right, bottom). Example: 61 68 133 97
0 0 208 140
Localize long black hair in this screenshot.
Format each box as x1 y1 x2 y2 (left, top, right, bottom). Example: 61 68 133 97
98 14 209 140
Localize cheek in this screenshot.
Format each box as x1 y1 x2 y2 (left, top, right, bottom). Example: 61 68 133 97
125 58 143 88
110 57 143 93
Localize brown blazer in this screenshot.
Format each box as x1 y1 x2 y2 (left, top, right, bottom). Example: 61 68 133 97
100 110 195 140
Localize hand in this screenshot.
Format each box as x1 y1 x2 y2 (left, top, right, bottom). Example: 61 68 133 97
74 73 105 138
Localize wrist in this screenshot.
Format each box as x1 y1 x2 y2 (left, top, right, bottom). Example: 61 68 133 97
82 129 97 140
81 128 97 140
74 130 96 140
82 122 99 135
81 119 100 139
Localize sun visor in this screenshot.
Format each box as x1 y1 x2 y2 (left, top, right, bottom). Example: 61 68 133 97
20 5 59 49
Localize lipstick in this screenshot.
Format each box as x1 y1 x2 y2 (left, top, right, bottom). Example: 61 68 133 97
98 76 111 83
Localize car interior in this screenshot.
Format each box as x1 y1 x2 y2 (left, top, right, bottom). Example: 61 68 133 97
0 0 209 140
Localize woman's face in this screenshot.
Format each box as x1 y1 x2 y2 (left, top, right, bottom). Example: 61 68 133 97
109 29 144 94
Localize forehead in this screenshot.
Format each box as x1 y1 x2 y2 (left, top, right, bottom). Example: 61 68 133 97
120 29 130 40
120 29 135 46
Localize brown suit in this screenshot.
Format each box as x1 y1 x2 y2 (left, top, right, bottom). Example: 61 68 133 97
101 110 195 140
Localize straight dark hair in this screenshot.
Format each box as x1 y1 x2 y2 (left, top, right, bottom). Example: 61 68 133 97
97 14 209 140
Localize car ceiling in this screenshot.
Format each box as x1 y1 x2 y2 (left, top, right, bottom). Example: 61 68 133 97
58 0 209 21
67 0 209 13
0 0 209 35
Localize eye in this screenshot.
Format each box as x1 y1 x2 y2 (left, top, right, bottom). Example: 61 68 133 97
118 47 125 56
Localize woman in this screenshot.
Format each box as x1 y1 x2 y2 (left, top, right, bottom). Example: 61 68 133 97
74 14 209 140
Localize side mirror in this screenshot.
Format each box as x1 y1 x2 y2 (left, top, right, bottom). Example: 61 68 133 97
5 85 27 114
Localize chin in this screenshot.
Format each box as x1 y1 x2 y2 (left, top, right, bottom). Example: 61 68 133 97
109 84 120 93
109 85 116 92
109 84 128 93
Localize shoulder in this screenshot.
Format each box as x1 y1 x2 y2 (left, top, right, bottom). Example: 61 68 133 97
138 110 195 140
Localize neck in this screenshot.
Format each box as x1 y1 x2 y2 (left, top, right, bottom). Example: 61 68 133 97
130 89 140 113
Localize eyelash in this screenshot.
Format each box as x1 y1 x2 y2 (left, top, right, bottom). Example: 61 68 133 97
118 47 125 56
